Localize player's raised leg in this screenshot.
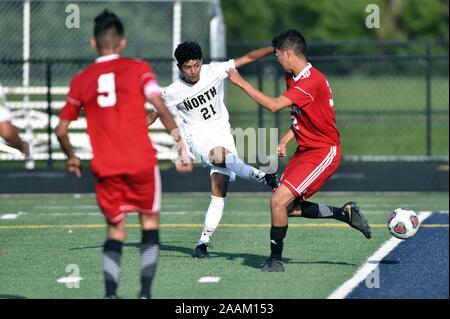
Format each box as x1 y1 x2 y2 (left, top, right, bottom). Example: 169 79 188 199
287 200 372 239
138 213 160 299
195 173 228 258
209 146 279 189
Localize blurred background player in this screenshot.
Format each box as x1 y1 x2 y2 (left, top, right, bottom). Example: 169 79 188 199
55 10 192 298
148 41 279 258
0 82 30 158
227 29 372 272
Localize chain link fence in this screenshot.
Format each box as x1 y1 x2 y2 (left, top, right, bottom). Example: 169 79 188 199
0 1 448 168
230 49 449 162
1 51 447 167
0 0 222 166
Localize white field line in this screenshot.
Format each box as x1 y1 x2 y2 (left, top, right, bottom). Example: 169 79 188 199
17 211 208 216
198 276 221 283
327 211 437 299
1 214 19 220
57 276 83 284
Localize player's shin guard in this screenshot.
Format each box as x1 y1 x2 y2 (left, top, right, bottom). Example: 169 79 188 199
300 201 349 223
270 225 288 261
198 196 225 245
140 229 159 299
103 239 123 297
225 153 263 181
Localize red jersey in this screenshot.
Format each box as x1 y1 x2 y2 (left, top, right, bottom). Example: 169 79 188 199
282 63 340 149
60 54 161 177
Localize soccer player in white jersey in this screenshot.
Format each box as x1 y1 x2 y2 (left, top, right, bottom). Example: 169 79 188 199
0 83 29 157
148 41 279 258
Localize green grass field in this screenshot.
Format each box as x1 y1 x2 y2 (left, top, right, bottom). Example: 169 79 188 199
0 192 448 299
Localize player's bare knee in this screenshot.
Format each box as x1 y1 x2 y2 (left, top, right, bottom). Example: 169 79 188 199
140 213 159 230
271 196 287 213
209 147 230 167
211 186 227 198
107 221 127 241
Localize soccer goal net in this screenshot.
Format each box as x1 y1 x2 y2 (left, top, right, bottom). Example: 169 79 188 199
0 0 226 165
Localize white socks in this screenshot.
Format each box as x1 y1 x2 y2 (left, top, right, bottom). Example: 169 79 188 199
225 153 265 183
198 196 226 246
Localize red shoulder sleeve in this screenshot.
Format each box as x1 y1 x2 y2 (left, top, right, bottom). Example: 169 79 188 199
282 77 317 108
140 61 162 99
60 73 83 121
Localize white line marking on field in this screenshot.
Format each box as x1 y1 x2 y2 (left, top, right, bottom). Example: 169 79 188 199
198 276 221 283
1 214 18 220
327 211 433 299
57 276 83 284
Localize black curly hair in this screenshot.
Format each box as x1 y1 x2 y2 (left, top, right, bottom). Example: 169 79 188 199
272 29 306 56
93 9 124 50
174 41 203 66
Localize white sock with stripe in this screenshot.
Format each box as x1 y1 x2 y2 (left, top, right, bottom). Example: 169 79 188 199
225 153 265 182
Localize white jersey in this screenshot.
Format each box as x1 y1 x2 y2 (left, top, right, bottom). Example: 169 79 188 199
162 59 235 134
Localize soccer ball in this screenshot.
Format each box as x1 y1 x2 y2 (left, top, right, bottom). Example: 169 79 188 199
387 208 420 239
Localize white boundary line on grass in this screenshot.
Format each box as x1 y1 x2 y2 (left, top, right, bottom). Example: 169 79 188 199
327 211 447 299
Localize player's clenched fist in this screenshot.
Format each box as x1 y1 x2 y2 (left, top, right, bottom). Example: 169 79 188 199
67 156 82 177
175 145 193 173
277 143 287 157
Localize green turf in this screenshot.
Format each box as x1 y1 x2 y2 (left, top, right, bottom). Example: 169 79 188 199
0 192 448 299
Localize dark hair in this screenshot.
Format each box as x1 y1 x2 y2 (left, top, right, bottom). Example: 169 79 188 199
94 10 124 49
272 29 306 55
174 41 203 66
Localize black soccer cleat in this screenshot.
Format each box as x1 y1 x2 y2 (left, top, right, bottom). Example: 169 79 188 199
261 257 285 272
194 243 210 258
343 201 372 239
104 294 120 299
264 173 280 190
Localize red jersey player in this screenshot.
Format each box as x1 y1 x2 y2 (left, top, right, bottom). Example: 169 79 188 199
55 10 192 298
227 29 371 272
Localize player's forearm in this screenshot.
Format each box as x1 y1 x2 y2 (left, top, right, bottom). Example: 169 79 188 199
245 46 273 62
56 133 77 159
158 111 180 139
0 123 24 152
280 129 295 145
55 122 77 159
235 46 273 68
238 81 286 112
147 111 160 126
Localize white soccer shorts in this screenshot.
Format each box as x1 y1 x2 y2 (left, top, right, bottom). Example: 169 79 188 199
186 127 237 181
0 105 12 122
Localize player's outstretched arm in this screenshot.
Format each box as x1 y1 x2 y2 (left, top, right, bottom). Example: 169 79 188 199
234 46 273 69
148 96 193 173
227 68 291 112
55 120 81 177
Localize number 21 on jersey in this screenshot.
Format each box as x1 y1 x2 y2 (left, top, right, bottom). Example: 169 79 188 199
97 73 116 107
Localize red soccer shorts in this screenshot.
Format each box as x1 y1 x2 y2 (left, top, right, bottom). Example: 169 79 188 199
95 165 161 224
280 145 341 201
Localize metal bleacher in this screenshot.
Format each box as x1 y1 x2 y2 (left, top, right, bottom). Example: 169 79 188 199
0 85 178 162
